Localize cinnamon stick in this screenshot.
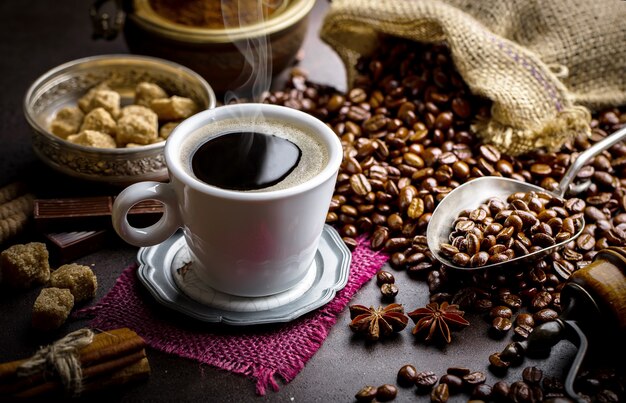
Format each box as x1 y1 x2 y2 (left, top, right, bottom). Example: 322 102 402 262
0 328 148 397
0 328 143 380
14 350 147 398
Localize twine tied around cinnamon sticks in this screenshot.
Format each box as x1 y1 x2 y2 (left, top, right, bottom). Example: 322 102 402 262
17 328 94 396
0 327 150 398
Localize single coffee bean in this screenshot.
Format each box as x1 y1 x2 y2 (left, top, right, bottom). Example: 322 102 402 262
376 384 398 401
490 305 513 319
397 364 418 387
533 308 559 324
376 270 395 285
492 317 512 334
415 370 438 390
355 385 377 402
463 371 487 387
471 383 492 400
439 374 463 393
514 324 534 339
380 283 399 299
515 313 535 327
489 352 510 370
522 366 543 384
509 381 532 402
431 383 450 403
492 381 510 400
531 291 553 311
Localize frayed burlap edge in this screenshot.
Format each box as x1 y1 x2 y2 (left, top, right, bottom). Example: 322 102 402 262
473 106 592 155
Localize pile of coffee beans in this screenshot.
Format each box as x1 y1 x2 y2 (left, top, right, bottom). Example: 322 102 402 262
265 37 625 401
439 190 585 268
359 364 624 402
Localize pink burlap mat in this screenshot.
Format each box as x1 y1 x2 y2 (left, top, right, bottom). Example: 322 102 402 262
76 238 387 395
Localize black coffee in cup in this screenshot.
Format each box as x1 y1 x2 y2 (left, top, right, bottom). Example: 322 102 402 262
181 117 329 192
191 131 302 191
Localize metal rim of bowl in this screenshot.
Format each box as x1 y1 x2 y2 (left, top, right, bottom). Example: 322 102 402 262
129 0 316 43
23 54 217 158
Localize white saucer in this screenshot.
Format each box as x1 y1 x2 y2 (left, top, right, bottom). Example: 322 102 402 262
136 225 351 325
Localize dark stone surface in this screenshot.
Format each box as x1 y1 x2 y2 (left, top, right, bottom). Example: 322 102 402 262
0 1 582 402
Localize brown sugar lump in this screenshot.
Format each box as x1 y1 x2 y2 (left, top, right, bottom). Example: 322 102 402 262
50 106 84 139
77 83 111 113
0 242 51 288
49 263 98 302
117 105 159 145
159 121 179 139
32 287 74 331
67 130 117 149
149 96 198 121
85 89 121 118
79 107 117 136
135 82 168 107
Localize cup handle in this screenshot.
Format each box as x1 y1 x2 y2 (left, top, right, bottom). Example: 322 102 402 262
112 181 181 247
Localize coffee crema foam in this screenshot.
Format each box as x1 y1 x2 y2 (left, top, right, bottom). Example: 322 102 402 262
180 117 329 192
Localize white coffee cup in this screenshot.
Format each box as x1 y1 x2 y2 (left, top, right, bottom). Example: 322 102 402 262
112 103 342 297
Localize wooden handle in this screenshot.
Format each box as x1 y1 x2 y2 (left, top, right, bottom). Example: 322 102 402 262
568 247 626 334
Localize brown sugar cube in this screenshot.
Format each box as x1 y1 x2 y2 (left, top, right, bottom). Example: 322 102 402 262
117 105 158 146
79 107 117 136
49 263 98 302
159 121 179 139
0 242 51 288
86 89 121 118
32 287 74 331
67 130 117 149
77 83 111 113
135 82 168 107
149 96 198 121
50 106 84 139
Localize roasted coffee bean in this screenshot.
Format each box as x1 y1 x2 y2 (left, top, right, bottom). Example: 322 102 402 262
503 293 523 309
515 313 535 327
397 364 418 387
376 270 395 285
522 366 543 384
380 283 399 299
489 352 511 370
355 385 377 402
514 324 534 339
342 237 358 250
533 308 559 324
415 370 438 390
439 374 463 393
471 384 492 400
509 381 533 403
492 381 510 400
431 383 450 403
490 305 513 319
376 384 398 401
492 317 512 334
463 371 487 387
531 291 553 311
371 227 390 250
470 251 490 267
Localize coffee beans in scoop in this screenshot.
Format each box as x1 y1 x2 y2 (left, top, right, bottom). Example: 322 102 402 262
439 190 584 267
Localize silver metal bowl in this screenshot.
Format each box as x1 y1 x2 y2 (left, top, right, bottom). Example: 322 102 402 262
24 54 216 185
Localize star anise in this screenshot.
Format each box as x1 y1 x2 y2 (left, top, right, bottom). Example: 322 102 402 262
408 302 470 344
348 303 409 341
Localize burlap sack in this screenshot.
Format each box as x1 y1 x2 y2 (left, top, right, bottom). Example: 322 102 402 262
320 0 626 155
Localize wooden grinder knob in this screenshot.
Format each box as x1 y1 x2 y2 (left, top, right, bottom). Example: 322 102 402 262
562 247 626 335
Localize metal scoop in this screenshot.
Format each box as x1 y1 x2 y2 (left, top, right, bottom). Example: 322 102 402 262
427 126 626 271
